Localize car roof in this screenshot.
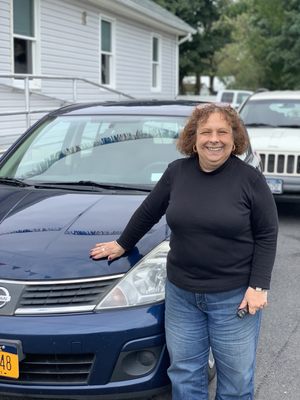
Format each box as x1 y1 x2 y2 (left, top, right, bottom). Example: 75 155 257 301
249 90 300 101
50 99 205 117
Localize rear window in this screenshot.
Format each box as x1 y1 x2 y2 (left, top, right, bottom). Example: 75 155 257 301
220 92 234 103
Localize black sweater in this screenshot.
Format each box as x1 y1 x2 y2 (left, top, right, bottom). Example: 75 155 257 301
117 155 278 293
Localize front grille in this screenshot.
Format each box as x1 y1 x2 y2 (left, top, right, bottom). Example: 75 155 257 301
0 353 94 385
16 275 122 314
260 152 300 175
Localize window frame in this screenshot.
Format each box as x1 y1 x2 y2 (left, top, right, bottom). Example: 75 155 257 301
151 34 161 92
11 0 41 87
99 15 115 88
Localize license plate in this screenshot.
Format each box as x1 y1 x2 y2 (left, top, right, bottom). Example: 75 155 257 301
266 178 283 194
0 343 19 379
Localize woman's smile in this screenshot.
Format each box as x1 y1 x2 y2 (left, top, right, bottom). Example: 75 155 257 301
195 112 234 171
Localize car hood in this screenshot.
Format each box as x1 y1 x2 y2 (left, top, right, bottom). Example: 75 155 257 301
247 127 300 152
0 187 168 281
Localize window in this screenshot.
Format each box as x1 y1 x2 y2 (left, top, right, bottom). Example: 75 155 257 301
13 0 38 75
152 36 161 90
100 18 114 86
2 115 185 185
220 92 234 103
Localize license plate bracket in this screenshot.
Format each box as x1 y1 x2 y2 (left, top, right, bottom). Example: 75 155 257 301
0 340 24 379
266 178 283 194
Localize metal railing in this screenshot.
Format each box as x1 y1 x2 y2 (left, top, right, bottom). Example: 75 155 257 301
0 74 135 129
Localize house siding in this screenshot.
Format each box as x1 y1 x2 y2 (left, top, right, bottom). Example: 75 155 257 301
0 0 185 150
0 0 12 79
40 0 178 100
115 18 177 98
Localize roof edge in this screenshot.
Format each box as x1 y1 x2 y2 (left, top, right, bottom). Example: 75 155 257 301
90 0 196 35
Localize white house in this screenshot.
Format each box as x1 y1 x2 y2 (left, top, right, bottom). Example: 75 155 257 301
0 0 195 151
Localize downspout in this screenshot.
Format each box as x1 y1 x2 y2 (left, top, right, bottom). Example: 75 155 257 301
178 32 193 45
176 33 193 96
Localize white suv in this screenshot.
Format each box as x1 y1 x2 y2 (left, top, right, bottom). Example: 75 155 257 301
216 89 253 109
239 90 300 201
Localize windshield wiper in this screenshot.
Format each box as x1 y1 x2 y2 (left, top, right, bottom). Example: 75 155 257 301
34 181 152 192
276 124 300 128
0 177 32 187
245 123 276 127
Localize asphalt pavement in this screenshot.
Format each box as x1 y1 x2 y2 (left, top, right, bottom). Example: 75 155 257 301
0 202 299 400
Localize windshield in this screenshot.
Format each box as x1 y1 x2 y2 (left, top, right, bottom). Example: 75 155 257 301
240 99 300 127
0 115 186 186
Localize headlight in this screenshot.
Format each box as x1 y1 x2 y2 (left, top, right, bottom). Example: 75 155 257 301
95 241 169 310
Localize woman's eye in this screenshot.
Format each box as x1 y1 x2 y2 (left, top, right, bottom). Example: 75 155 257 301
218 131 229 135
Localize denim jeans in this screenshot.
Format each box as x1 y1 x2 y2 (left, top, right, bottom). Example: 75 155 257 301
165 279 262 400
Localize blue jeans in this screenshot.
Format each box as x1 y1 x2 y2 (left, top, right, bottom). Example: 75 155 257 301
165 279 262 400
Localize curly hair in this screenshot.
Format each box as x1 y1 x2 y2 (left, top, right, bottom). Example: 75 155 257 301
177 103 249 156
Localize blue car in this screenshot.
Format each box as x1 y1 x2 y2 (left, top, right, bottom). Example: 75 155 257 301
0 100 260 399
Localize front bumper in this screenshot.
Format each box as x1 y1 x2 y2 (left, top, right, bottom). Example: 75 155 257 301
265 174 300 201
0 303 170 399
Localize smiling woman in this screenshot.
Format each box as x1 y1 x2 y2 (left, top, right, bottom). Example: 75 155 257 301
90 103 278 400
0 100 271 400
177 103 249 160
194 112 234 172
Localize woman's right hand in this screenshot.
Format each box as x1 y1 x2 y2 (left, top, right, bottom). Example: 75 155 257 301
90 240 125 261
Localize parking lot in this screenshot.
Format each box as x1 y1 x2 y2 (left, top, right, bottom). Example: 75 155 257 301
0 201 299 400
210 201 300 400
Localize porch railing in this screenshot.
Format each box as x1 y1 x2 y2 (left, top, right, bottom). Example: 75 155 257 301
0 74 135 130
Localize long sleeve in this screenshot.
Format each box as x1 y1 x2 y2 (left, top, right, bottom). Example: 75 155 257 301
117 166 171 250
249 174 279 289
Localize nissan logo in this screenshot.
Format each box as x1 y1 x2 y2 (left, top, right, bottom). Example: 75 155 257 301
0 287 11 308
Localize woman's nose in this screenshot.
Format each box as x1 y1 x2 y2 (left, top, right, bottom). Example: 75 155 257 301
208 132 220 141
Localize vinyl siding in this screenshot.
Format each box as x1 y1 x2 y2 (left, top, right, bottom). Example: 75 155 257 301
39 0 178 100
0 0 12 78
110 14 177 98
0 0 180 149
0 84 67 150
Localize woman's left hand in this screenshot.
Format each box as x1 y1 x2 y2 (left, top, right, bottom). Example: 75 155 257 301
238 287 268 315
90 240 125 261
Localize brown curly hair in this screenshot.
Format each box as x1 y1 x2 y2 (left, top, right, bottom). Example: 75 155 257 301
177 103 249 156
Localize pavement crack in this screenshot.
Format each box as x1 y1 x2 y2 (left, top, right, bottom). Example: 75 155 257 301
255 319 299 397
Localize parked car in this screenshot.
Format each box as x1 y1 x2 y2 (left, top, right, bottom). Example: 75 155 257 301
239 90 300 201
0 100 260 400
216 89 253 109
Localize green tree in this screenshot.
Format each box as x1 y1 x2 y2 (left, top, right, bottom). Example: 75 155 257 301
215 10 264 90
268 1 300 88
154 0 232 94
216 0 300 90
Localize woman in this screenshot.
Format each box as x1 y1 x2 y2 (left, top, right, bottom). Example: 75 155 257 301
90 103 278 400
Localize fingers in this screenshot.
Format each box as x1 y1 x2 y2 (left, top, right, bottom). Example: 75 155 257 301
89 241 125 260
241 301 268 315
240 286 268 315
238 297 248 310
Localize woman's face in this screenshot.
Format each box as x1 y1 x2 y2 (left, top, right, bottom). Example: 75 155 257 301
195 112 234 172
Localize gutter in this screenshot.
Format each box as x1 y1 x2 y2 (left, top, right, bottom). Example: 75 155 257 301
178 32 193 45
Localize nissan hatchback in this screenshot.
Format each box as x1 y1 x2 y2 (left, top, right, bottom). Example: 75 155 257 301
0 100 259 399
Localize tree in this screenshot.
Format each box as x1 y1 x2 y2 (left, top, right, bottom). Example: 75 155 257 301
154 0 232 94
266 1 300 89
215 10 264 90
216 0 300 90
